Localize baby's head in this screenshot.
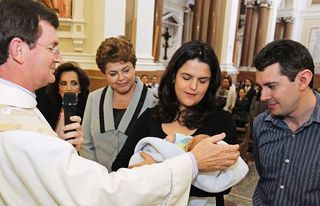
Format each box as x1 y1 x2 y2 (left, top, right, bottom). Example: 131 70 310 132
185 134 209 151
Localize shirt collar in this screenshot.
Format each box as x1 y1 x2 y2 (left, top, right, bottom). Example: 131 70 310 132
0 78 37 108
310 91 320 123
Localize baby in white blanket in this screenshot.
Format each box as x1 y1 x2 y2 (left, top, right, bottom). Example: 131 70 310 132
129 133 248 193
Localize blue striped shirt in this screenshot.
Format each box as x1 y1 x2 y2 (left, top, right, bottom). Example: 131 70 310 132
253 92 320 206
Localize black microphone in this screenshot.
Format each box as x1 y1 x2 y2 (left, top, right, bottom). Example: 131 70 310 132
62 92 77 134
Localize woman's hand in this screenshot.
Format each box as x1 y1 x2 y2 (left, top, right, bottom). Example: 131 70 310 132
55 112 84 151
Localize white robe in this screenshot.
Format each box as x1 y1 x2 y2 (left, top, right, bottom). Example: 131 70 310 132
0 79 192 206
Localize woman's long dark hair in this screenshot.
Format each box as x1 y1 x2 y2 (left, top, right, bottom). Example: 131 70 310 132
155 40 221 129
46 62 90 120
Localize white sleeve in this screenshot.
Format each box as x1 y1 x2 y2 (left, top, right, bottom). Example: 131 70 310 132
0 131 193 206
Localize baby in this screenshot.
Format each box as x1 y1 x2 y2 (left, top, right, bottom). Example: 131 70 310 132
129 134 249 194
165 133 210 152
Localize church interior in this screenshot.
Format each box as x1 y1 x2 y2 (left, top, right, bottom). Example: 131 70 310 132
46 0 320 205
52 0 320 91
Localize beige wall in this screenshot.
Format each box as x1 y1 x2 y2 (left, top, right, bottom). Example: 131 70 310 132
58 0 105 69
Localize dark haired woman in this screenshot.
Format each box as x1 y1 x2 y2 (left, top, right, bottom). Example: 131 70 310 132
36 61 90 130
112 40 239 206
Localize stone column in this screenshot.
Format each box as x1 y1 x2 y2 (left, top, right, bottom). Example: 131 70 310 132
240 1 254 66
192 0 203 40
199 0 211 41
274 17 283 40
70 0 85 51
104 0 126 37
153 0 164 62
220 0 240 74
182 5 193 43
254 2 270 56
207 0 223 52
283 17 294 39
207 0 216 48
266 0 281 43
135 0 160 70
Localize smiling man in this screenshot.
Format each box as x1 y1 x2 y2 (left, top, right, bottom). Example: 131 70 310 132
0 1 240 205
252 39 320 205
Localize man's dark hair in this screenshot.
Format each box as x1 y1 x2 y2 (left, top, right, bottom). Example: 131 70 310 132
0 0 59 65
253 39 315 87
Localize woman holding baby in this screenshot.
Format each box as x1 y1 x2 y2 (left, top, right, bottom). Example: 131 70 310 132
112 40 242 206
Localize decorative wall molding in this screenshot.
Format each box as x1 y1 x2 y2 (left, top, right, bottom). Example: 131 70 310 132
166 0 187 7
299 10 320 18
62 53 96 69
162 11 183 48
277 8 296 17
307 27 320 67
161 2 185 63
57 0 86 52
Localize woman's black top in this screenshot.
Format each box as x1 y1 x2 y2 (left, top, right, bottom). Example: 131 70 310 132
112 105 238 197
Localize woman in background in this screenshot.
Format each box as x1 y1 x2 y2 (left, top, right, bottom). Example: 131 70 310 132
36 61 90 130
223 75 237 112
231 88 250 127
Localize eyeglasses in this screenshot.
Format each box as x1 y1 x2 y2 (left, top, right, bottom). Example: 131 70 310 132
36 42 60 55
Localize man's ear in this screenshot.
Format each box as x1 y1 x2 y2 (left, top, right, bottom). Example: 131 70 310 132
297 69 313 90
8 37 26 64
